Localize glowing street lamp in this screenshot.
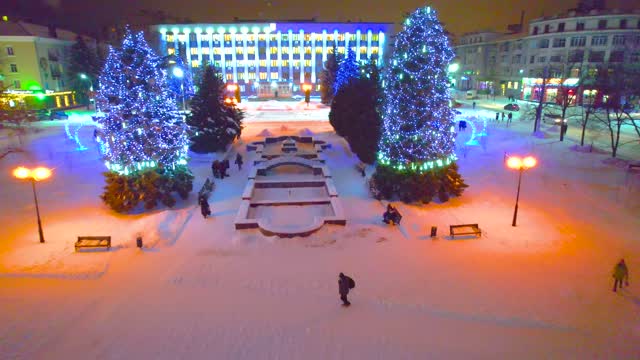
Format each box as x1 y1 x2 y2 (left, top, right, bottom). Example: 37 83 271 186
506 156 537 227
79 73 95 110
302 83 312 106
12 166 53 243
172 67 186 111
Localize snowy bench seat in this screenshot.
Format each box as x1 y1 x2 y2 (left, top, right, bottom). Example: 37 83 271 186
449 224 481 238
75 236 111 251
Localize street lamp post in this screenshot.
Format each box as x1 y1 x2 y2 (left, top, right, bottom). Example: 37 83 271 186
506 156 537 227
12 166 53 243
172 67 186 112
79 73 95 110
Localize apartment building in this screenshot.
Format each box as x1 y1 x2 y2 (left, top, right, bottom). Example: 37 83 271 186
453 6 640 102
0 18 96 108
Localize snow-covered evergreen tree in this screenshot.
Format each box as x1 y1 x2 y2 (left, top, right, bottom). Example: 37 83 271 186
186 64 243 153
371 6 467 203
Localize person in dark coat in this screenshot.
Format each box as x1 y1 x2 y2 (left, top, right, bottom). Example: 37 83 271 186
508 112 513 123
199 196 211 219
235 153 243 170
338 272 352 306
501 112 505 121
612 259 630 292
472 101 476 110
496 112 500 122
221 159 230 178
211 160 219 179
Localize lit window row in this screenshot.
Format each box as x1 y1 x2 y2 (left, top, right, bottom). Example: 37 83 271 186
168 33 381 43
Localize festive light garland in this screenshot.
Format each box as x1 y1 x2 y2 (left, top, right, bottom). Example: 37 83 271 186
64 120 87 150
377 6 457 173
95 30 190 175
334 48 360 95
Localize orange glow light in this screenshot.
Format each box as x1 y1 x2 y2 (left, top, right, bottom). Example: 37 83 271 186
224 98 232 104
506 157 522 169
226 84 238 92
32 167 52 181
302 83 312 91
13 167 31 179
523 156 537 169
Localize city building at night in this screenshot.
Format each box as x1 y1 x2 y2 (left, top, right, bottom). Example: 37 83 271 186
0 17 97 109
150 20 394 97
452 3 640 103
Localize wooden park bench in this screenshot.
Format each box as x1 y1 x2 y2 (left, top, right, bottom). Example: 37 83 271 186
75 236 111 251
449 224 482 238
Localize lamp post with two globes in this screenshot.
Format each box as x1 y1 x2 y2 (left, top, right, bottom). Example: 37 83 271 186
506 156 537 227
172 67 186 112
12 166 53 243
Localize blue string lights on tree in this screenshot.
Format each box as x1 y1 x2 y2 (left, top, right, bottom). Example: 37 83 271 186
167 53 195 102
334 48 359 95
95 29 190 175
378 6 457 172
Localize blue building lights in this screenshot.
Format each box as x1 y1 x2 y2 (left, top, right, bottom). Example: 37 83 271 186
151 21 393 97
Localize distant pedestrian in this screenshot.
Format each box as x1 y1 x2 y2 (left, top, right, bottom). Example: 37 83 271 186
338 272 355 306
211 160 219 179
458 120 467 132
508 112 513 123
496 112 500 122
501 112 505 121
472 101 476 110
222 159 230 177
612 259 629 292
199 196 211 219
235 153 243 170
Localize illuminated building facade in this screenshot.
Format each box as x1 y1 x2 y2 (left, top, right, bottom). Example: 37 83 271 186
150 21 393 96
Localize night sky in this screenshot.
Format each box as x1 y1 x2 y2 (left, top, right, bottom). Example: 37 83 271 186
4 0 637 37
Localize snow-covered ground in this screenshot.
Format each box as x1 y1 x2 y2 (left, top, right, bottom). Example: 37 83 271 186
1 104 639 359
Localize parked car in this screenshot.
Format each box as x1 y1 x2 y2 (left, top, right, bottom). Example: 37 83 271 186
49 110 69 120
503 103 520 111
543 113 568 125
34 109 49 121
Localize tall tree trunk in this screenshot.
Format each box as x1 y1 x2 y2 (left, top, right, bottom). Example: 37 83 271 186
580 110 590 146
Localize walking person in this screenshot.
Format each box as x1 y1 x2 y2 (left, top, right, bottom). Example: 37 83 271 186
612 259 630 292
235 153 244 170
501 112 505 122
508 112 513 124
211 160 219 179
222 159 230 177
495 112 500 122
199 196 211 219
338 272 355 306
472 101 476 110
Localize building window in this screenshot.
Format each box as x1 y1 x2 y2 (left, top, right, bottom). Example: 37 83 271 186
569 50 584 62
538 39 549 48
532 26 538 35
612 35 626 45
598 20 607 30
191 48 198 55
10 64 18 72
570 36 586 47
6 46 14 56
501 55 508 63
14 80 21 89
609 50 624 62
226 73 233 80
214 48 221 55
317 47 323 54
372 34 378 41
270 47 277 54
237 73 245 80
588 50 605 62
191 60 199 68
550 55 563 62
620 19 627 29
530 55 535 64
305 47 311 54
591 35 607 46
552 38 566 47
282 60 289 67
166 34 174 42
538 56 546 63
259 72 267 80
576 22 584 31
259 60 266 67
236 48 243 54
305 60 311 67
167 48 175 55
544 24 550 33
271 72 278 79
557 23 565 32
293 60 300 67
371 47 378 54
202 47 210 54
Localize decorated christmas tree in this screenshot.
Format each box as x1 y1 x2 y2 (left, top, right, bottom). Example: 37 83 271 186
95 29 193 212
319 45 340 104
187 64 243 153
371 6 467 203
166 53 195 104
333 48 359 95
